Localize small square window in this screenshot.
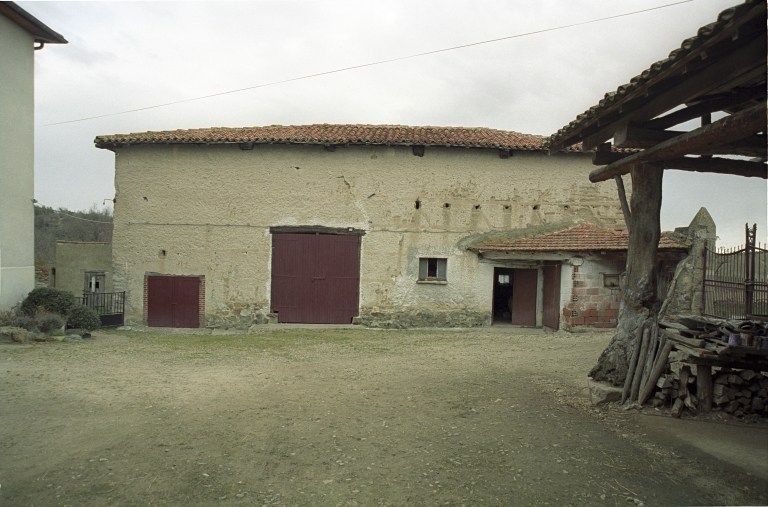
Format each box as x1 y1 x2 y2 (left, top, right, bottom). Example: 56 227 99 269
498 274 510 284
604 274 620 288
418 258 447 281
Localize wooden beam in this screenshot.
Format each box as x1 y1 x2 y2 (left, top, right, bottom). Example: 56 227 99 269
614 124 685 149
642 86 765 131
694 134 767 157
593 151 631 165
575 35 766 151
664 157 766 178
589 102 767 182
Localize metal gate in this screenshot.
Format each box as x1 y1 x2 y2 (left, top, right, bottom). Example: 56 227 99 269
272 233 360 324
702 224 768 319
78 292 125 327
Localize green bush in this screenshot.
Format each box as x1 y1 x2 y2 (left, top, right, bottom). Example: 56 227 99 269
67 305 101 332
20 287 76 316
15 315 35 331
35 313 65 333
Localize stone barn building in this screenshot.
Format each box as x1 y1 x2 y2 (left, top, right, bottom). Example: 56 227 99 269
95 124 633 329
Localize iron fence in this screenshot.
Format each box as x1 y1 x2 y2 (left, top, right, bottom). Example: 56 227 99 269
703 224 768 319
78 292 125 327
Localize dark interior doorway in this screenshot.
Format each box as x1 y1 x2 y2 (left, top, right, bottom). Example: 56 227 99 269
492 268 515 324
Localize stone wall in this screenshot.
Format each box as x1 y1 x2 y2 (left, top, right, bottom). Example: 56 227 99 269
110 143 628 327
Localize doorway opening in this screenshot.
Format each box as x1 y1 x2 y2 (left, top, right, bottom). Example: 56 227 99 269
492 268 514 325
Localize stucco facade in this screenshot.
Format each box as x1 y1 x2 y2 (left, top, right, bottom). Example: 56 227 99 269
101 128 629 328
0 3 66 310
54 241 113 297
0 14 35 310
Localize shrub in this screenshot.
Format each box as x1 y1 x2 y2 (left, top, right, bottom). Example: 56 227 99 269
20 287 76 316
15 315 35 331
0 326 29 343
67 305 101 332
35 313 65 334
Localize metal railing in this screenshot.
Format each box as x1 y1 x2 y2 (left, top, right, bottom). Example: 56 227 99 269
77 292 125 327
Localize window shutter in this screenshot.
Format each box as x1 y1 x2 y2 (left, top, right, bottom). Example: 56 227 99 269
437 259 447 280
418 258 428 279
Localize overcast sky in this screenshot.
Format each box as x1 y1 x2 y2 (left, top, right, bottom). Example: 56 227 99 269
21 0 766 247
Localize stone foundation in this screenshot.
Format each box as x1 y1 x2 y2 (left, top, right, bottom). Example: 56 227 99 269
358 308 490 329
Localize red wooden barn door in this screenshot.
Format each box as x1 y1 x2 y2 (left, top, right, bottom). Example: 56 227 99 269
511 269 537 326
542 263 562 329
147 275 200 328
272 233 360 324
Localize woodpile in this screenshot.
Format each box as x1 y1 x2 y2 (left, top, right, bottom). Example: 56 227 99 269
622 315 768 418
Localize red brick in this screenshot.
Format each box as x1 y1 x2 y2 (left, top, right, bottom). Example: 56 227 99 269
585 316 598 325
572 317 585 325
603 308 619 317
586 288 600 295
595 322 617 328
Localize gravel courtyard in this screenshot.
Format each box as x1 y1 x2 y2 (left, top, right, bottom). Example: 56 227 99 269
1 327 766 507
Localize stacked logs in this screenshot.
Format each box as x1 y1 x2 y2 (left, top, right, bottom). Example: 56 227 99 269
622 315 768 418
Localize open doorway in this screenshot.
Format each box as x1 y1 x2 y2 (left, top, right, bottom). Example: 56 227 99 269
492 268 515 325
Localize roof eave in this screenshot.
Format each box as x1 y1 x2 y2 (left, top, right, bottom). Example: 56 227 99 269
0 2 67 44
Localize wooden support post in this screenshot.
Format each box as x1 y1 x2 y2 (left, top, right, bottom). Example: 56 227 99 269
697 365 713 413
614 175 631 231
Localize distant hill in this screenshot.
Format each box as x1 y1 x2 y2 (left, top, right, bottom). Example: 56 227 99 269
34 205 113 262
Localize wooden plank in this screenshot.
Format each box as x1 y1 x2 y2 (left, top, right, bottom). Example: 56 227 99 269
664 331 705 348
593 150 631 166
589 102 767 182
622 324 643 404
664 157 766 178
639 340 673 406
697 366 713 413
694 134 767 157
640 325 660 396
630 326 651 403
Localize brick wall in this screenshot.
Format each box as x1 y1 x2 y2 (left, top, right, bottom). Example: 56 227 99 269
561 258 623 330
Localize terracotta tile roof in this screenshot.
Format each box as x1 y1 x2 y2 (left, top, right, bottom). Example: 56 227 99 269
545 0 765 151
471 222 689 252
95 124 549 151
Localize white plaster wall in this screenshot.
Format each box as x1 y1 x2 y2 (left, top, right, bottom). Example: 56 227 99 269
111 143 626 326
0 15 35 310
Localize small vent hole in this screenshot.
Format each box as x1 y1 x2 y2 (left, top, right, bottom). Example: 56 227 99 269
474 205 481 210
415 200 421 210
563 205 569 210
444 203 450 209
572 294 578 302
533 204 540 210
571 310 578 317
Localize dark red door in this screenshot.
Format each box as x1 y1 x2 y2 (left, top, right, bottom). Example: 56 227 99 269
511 269 537 326
147 276 200 328
272 233 360 324
542 263 562 329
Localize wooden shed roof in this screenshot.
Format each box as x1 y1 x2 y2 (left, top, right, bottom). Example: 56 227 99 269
545 0 766 182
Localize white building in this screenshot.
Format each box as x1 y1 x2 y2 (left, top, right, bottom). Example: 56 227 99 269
0 2 66 310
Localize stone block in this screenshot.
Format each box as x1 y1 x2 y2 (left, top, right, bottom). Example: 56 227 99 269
588 379 623 405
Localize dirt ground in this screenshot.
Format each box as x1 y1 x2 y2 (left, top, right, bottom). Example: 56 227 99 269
1 327 767 507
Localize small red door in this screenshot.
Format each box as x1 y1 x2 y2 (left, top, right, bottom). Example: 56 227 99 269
147 275 200 328
511 269 537 326
542 263 562 329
